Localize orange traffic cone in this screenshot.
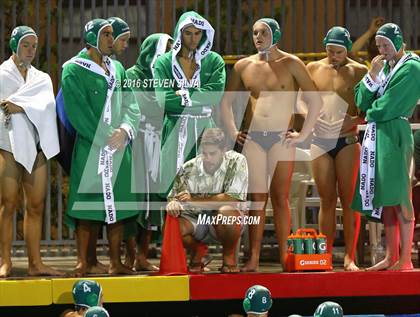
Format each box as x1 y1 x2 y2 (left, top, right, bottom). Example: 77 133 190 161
158 213 188 275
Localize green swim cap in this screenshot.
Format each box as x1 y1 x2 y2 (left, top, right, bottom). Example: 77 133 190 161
243 285 273 314
9 26 37 54
255 18 281 45
314 301 343 317
323 26 352 51
108 17 130 42
376 23 403 52
85 306 110 317
83 18 111 49
72 280 102 308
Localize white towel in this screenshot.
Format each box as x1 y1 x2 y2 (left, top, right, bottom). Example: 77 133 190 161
0 57 59 173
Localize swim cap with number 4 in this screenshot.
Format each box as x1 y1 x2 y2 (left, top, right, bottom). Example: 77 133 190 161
243 285 273 314
72 280 102 308
314 301 343 317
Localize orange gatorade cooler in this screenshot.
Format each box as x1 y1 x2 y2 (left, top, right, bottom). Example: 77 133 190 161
285 228 332 272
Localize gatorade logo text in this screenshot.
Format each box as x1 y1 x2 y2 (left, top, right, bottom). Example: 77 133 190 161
300 260 319 266
299 259 328 266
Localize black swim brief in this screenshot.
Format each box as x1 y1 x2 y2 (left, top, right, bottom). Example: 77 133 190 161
312 135 359 159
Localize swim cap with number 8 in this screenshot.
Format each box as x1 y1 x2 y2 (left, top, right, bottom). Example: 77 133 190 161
243 285 273 314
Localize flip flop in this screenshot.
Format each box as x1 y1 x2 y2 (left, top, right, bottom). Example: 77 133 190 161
220 264 240 273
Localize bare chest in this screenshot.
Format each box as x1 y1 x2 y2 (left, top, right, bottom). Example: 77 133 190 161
178 58 198 80
241 63 295 96
312 67 357 96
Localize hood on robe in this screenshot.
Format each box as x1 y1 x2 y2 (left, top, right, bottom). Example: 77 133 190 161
134 33 173 80
171 11 215 63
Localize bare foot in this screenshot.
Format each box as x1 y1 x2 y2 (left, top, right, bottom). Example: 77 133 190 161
0 262 12 278
87 261 109 274
241 258 259 272
109 263 136 275
190 243 208 265
28 263 64 277
73 262 88 277
387 260 413 271
344 256 360 272
220 264 240 273
189 262 204 274
124 255 135 270
366 258 395 271
135 259 159 272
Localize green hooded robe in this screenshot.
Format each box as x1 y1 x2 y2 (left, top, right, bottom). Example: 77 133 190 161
125 33 173 236
351 52 420 221
61 50 140 228
154 11 226 198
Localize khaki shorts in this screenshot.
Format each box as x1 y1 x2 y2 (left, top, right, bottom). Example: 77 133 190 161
180 209 244 244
